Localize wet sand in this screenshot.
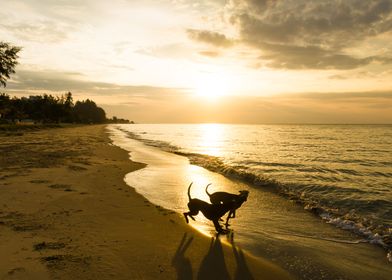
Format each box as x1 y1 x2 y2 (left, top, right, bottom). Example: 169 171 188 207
110 126 392 280
0 125 291 279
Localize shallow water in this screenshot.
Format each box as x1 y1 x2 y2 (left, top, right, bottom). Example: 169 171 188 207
109 125 392 280
115 124 392 247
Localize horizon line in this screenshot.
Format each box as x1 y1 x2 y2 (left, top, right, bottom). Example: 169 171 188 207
121 122 392 126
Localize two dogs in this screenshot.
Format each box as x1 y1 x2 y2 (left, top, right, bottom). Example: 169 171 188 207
183 182 249 233
205 184 249 227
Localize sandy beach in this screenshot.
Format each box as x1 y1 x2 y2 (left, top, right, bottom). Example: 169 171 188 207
0 125 291 279
2 0 392 278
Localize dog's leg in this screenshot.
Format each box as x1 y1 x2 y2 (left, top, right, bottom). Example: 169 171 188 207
213 219 225 234
184 208 199 223
183 212 196 223
225 210 233 227
226 209 238 227
183 212 190 223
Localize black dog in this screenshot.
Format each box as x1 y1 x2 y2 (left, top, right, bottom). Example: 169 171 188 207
184 183 235 233
205 184 249 226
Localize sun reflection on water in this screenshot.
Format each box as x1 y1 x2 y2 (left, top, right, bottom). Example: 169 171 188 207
183 164 225 235
184 165 212 201
197 123 225 157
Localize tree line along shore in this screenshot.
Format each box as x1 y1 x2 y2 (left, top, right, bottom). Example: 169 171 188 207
1 42 132 128
0 92 133 127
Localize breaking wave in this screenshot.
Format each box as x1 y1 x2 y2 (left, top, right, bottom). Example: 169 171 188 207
119 128 392 260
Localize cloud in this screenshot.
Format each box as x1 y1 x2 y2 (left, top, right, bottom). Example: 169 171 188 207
5 70 186 99
328 70 378 80
288 90 392 100
198 51 220 57
0 21 70 43
0 0 91 43
136 43 193 59
187 29 234 48
101 91 392 123
8 69 390 123
224 0 392 69
329 74 349 80
258 42 379 69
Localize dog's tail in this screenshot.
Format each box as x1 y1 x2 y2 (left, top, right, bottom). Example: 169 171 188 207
187 182 193 201
205 183 212 197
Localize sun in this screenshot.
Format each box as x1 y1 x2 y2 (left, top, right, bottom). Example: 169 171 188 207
194 75 229 101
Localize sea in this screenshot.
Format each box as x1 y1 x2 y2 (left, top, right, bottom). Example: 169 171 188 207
109 124 392 280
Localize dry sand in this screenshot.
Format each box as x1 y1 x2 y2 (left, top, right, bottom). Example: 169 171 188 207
0 125 291 279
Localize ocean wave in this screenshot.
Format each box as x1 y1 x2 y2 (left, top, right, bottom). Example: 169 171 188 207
118 127 392 260
180 151 392 258
240 160 304 168
185 162 389 244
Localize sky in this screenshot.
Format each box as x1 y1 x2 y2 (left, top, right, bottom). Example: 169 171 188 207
1 0 392 123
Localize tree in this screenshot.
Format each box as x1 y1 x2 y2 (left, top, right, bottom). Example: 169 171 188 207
64 92 73 108
7 97 28 122
74 99 106 123
0 93 11 119
62 92 74 122
0 42 21 87
0 92 110 124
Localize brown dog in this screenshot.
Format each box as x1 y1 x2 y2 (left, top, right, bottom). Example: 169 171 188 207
183 183 235 233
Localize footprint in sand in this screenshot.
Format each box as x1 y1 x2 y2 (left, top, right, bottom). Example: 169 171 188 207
41 254 92 269
48 184 74 192
30 179 50 184
68 165 87 171
34 241 66 251
7 267 26 276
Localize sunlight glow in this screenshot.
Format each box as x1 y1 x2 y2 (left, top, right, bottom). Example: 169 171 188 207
194 75 229 101
198 123 224 156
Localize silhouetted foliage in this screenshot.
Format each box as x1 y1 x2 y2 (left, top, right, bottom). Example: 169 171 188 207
0 42 21 87
0 92 114 124
74 99 106 124
106 116 133 124
0 43 132 125
0 93 11 121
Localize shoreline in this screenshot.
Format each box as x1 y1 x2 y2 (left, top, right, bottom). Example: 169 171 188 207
109 124 392 280
0 124 291 279
116 125 392 258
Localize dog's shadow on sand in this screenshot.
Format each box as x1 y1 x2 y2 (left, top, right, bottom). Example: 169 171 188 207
172 233 194 280
197 235 230 280
227 233 254 280
172 232 254 280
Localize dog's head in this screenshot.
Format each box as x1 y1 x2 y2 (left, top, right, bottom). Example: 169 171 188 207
238 190 249 200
